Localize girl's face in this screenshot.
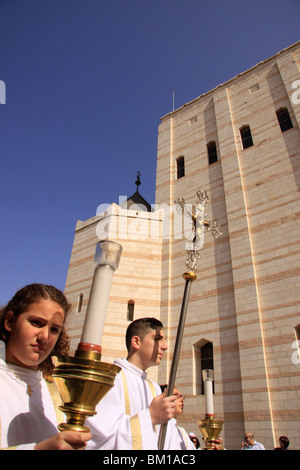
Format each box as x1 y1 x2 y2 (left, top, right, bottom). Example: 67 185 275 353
4 299 65 370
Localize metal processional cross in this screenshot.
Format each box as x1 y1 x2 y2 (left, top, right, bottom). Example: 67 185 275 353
175 189 222 272
158 189 222 450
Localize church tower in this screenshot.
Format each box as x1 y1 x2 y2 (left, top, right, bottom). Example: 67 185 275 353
64 41 300 449
64 174 163 382
155 40 300 449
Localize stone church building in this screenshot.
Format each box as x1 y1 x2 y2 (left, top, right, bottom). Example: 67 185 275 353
64 41 300 449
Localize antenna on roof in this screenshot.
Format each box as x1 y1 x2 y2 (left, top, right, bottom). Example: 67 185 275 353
173 90 175 111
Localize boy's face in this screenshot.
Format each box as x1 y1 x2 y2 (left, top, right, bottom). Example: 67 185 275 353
136 327 168 370
173 387 184 418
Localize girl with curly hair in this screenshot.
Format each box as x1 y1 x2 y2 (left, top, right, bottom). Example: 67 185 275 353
0 283 91 450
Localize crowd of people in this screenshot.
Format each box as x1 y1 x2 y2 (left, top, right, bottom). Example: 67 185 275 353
188 433 290 451
240 433 290 451
0 283 292 451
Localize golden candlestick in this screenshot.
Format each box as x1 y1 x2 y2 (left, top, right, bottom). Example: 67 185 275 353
52 349 120 432
53 240 122 432
198 370 223 450
198 415 224 450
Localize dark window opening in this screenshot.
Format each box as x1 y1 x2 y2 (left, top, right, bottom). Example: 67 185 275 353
127 299 135 321
76 293 83 314
240 125 254 149
201 342 214 395
295 324 300 341
207 141 218 165
276 107 293 132
176 156 185 179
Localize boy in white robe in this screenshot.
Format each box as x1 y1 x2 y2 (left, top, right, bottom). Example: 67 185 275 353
86 317 179 450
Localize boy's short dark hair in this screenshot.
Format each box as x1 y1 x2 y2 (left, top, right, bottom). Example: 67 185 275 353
125 317 163 351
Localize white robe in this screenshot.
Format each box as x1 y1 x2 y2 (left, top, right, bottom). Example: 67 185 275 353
0 358 59 450
164 419 196 450
86 358 195 450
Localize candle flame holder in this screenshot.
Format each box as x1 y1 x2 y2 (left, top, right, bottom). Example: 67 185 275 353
52 349 120 432
198 415 224 450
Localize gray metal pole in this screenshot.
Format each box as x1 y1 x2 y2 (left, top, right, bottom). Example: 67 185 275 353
157 272 196 450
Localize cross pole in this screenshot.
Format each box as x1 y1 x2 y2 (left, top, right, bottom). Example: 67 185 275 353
157 189 221 450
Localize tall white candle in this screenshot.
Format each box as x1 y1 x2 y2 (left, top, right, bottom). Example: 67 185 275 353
80 265 114 346
203 369 214 415
80 241 122 348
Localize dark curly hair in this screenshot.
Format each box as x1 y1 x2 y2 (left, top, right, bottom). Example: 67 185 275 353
0 284 71 375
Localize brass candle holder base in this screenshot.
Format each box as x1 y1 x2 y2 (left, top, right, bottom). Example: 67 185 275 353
198 415 224 450
52 348 120 432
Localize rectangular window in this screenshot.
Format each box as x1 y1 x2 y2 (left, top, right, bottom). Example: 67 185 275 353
176 156 185 179
193 340 215 395
207 141 218 165
293 325 300 365
127 300 135 321
76 293 83 314
240 125 254 149
276 107 293 132
201 342 214 395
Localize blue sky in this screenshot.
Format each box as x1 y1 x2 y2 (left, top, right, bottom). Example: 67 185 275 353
0 0 299 305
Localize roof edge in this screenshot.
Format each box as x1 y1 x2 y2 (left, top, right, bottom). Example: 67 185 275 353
161 40 300 121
